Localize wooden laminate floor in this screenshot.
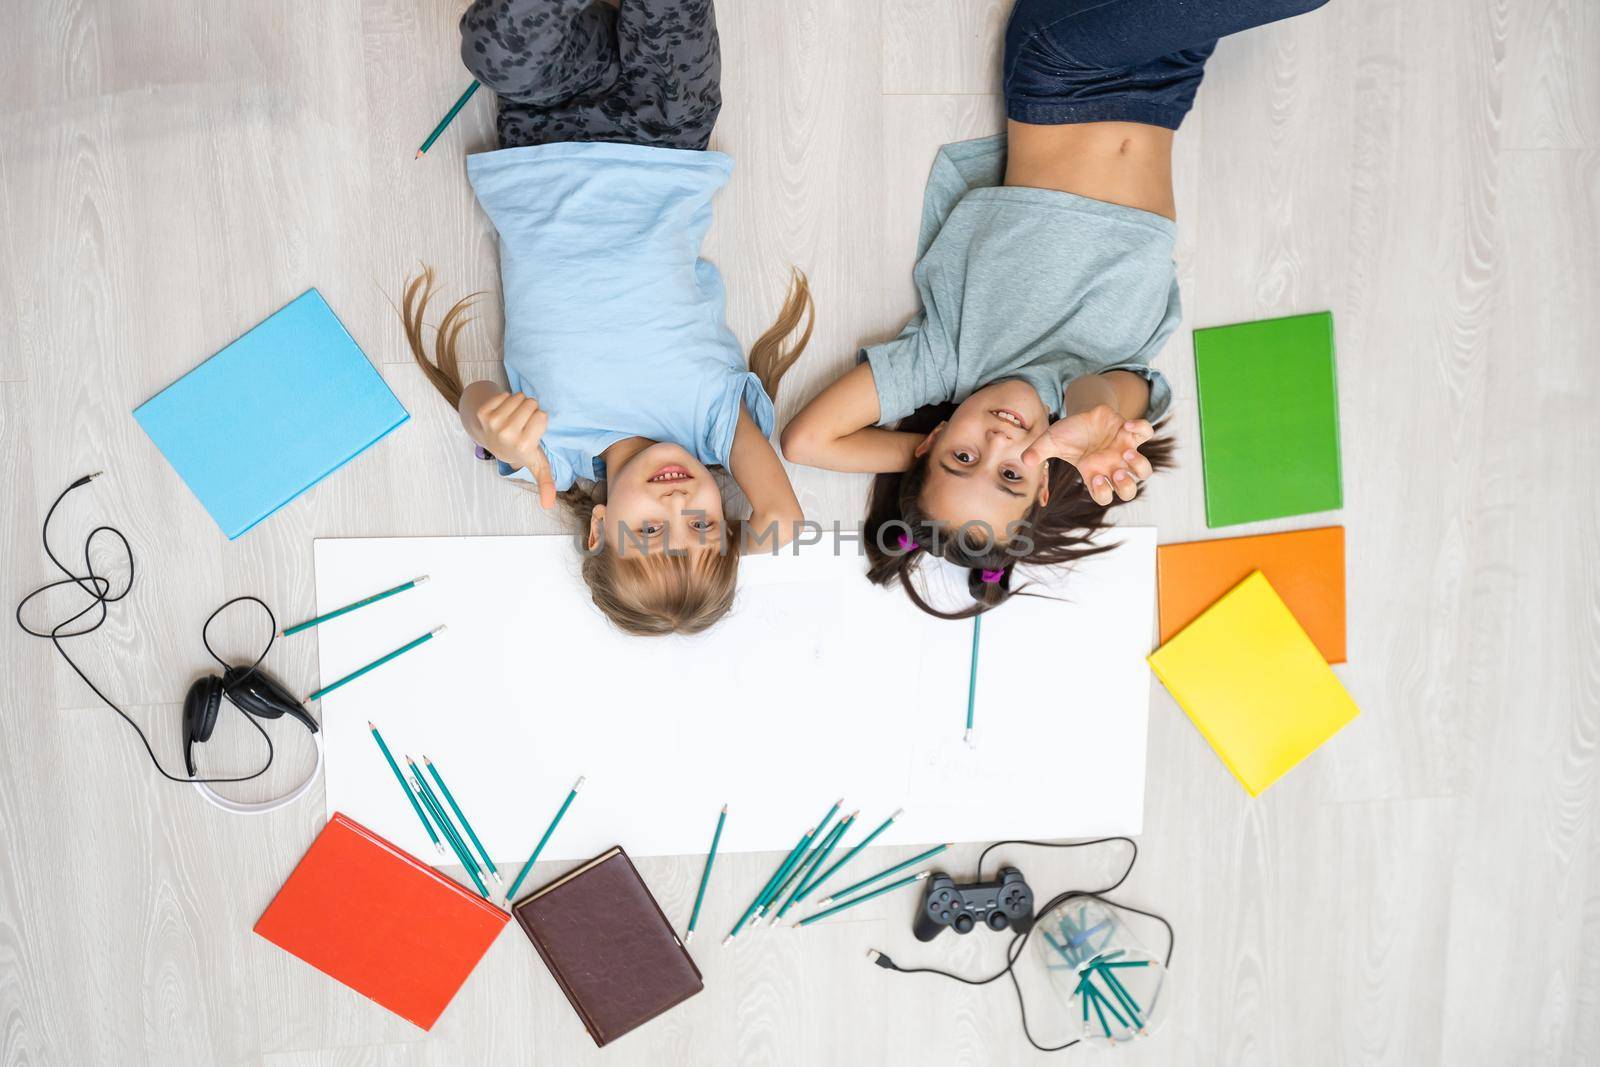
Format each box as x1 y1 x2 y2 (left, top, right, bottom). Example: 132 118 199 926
2 0 1597 1064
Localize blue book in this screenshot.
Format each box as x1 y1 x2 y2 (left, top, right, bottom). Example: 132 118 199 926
134 289 409 539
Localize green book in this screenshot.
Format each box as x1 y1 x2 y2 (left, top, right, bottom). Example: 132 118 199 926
1193 311 1342 527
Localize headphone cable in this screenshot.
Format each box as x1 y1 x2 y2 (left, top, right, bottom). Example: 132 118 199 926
14 473 276 785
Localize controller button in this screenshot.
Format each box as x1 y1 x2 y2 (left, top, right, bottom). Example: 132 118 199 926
954 914 975 934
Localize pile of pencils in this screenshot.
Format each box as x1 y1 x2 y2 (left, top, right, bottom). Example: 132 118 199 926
1040 909 1159 1043
368 720 582 906
681 799 949 945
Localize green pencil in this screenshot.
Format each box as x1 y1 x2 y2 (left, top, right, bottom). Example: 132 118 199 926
965 615 981 743
410 772 489 899
684 803 727 944
774 813 857 921
791 807 902 904
408 757 481 876
1095 964 1143 1022
424 756 502 885
1043 929 1076 966
724 826 813 944
749 823 819 925
816 843 949 906
280 576 427 636
793 870 930 927
784 810 858 906
504 776 585 901
417 80 481 158
303 627 443 704
757 799 843 926
1084 978 1129 1030
368 721 445 856
1084 978 1113 1039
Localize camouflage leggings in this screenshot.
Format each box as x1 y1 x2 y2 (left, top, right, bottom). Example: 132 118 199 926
460 0 721 151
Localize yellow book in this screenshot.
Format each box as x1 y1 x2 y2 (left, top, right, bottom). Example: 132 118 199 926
1148 571 1359 796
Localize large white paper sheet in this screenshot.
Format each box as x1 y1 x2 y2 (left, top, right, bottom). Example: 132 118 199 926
314 530 1155 865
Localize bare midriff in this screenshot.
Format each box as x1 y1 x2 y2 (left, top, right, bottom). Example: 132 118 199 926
1003 119 1176 221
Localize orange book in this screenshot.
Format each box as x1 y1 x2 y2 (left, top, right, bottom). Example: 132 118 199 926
254 813 509 1030
1156 526 1345 663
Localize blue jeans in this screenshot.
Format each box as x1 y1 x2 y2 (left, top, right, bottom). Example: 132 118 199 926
1004 0 1331 130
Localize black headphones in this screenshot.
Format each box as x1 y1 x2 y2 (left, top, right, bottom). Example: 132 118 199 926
18 473 324 816
182 665 318 777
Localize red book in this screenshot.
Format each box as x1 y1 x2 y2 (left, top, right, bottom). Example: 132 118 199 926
254 812 509 1030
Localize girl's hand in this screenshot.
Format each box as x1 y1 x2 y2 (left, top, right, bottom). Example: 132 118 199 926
475 391 558 507
1020 405 1154 506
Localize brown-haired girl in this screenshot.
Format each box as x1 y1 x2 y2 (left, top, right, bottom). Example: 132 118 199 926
407 0 812 636
781 0 1329 618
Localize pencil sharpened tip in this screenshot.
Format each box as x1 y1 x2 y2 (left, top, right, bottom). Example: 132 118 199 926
301 697 313 707
415 574 431 584
574 776 586 791
721 803 728 813
683 930 694 944
415 149 424 159
431 625 447 636
721 935 734 946
964 728 974 746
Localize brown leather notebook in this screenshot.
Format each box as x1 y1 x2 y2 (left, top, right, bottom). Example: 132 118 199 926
512 846 702 1047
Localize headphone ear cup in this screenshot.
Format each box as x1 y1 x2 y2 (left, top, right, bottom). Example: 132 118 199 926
182 675 224 778
223 666 301 721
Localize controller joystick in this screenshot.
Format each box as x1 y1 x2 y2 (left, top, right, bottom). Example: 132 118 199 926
912 867 1034 942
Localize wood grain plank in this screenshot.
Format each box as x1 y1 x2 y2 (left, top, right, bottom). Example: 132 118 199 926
1437 146 1600 1065
0 387 74 1066
1503 0 1599 149
0 91 231 709
881 0 1009 96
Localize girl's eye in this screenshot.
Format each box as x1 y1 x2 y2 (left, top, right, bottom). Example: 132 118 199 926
690 519 713 532
642 522 665 536
1000 468 1023 482
953 450 977 464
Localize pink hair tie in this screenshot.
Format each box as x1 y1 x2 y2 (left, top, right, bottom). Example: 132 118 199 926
980 568 1006 584
897 534 920 552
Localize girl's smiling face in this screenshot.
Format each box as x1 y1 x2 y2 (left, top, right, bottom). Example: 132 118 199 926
590 442 726 556
914 379 1053 541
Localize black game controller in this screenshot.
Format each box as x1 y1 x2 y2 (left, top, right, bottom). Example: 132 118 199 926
913 867 1035 941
